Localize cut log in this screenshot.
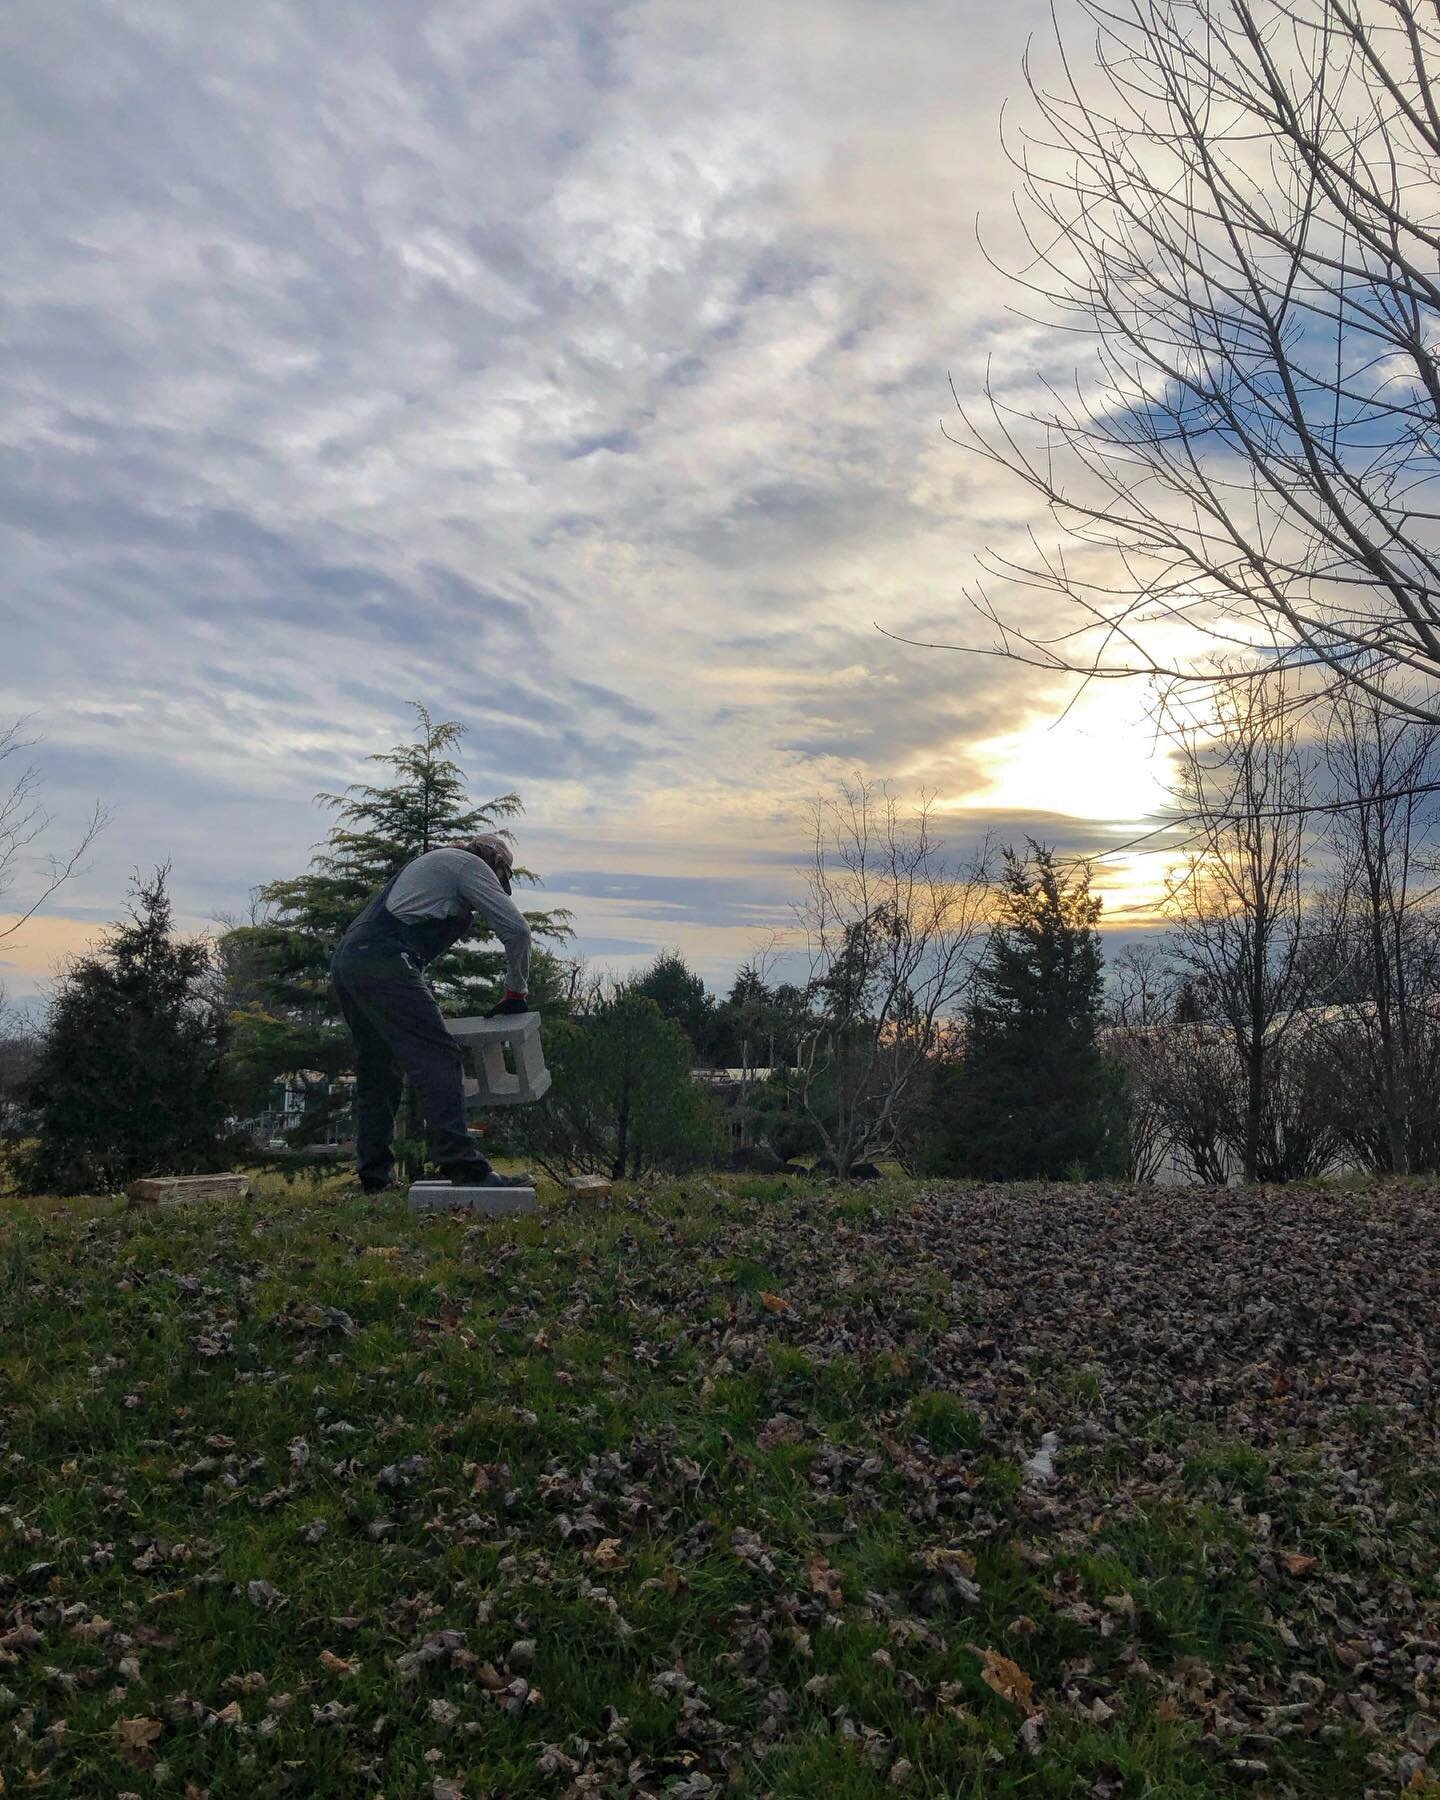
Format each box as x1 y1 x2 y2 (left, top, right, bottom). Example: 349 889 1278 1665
564 1174 612 1200
127 1173 251 1207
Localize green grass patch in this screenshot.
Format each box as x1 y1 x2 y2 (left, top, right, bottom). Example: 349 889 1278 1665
0 1170 1434 1796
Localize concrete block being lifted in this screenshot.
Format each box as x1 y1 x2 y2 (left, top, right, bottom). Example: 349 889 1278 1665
407 1181 537 1217
446 1011 551 1107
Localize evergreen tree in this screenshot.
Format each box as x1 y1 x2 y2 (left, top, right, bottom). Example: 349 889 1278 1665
1173 976 1208 1025
221 703 568 1138
707 963 768 1067
20 868 228 1194
708 964 809 1070
924 843 1126 1179
728 964 770 1010
631 950 712 1052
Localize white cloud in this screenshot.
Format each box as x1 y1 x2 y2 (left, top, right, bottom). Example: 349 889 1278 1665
0 0 1178 988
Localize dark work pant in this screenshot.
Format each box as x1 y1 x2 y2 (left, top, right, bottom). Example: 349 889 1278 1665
331 944 490 1186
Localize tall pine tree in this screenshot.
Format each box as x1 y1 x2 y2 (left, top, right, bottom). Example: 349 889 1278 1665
21 867 228 1194
222 703 569 1137
631 950 713 1053
923 843 1126 1179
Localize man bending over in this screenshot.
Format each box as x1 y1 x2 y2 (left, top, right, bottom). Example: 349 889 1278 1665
332 833 534 1194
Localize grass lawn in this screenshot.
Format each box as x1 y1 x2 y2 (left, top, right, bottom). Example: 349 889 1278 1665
3 1172 1440 1797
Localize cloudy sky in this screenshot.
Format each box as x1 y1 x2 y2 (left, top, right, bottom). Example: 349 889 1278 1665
1 0 1177 1002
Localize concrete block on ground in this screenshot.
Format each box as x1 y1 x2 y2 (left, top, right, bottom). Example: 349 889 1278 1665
128 1173 251 1207
407 1181 537 1217
445 1012 552 1106
564 1174 612 1200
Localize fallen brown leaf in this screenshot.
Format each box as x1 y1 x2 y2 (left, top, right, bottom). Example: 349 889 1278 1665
808 1554 844 1609
115 1715 163 1767
971 1646 1035 1710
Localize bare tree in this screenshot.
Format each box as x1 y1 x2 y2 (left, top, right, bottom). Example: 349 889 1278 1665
1164 678 1315 1178
0 719 106 945
794 782 991 1177
1109 1015 1238 1182
1106 940 1183 1178
924 0 1440 726
1108 938 1177 1030
0 986 39 1143
1312 685 1440 1168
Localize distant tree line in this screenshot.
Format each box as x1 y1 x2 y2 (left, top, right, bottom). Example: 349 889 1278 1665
0 705 1125 1193
11 671 1440 1195
550 794 1126 1185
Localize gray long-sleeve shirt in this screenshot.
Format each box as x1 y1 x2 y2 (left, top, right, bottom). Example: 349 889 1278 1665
387 848 532 992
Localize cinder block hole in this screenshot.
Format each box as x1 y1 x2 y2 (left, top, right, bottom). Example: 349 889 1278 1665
462 1042 518 1080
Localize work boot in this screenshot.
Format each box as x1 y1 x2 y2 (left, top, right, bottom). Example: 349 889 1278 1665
438 1162 534 1189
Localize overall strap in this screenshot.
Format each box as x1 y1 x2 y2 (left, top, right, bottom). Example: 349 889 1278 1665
340 867 408 941
341 860 474 969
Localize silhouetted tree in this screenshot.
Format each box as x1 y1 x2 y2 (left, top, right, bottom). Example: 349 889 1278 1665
1165 678 1313 1182
929 843 1124 1179
1311 687 1440 1171
0 990 38 1145
20 868 227 1194
795 782 991 1176
0 717 107 952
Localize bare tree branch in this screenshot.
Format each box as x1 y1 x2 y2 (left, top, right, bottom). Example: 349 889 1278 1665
931 0 1440 729
1163 673 1316 1178
0 719 109 947
793 781 992 1173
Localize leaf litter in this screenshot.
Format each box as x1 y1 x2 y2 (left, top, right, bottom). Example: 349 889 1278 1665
2 1174 1440 1794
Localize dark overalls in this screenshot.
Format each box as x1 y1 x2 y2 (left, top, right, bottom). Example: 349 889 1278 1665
331 870 489 1189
